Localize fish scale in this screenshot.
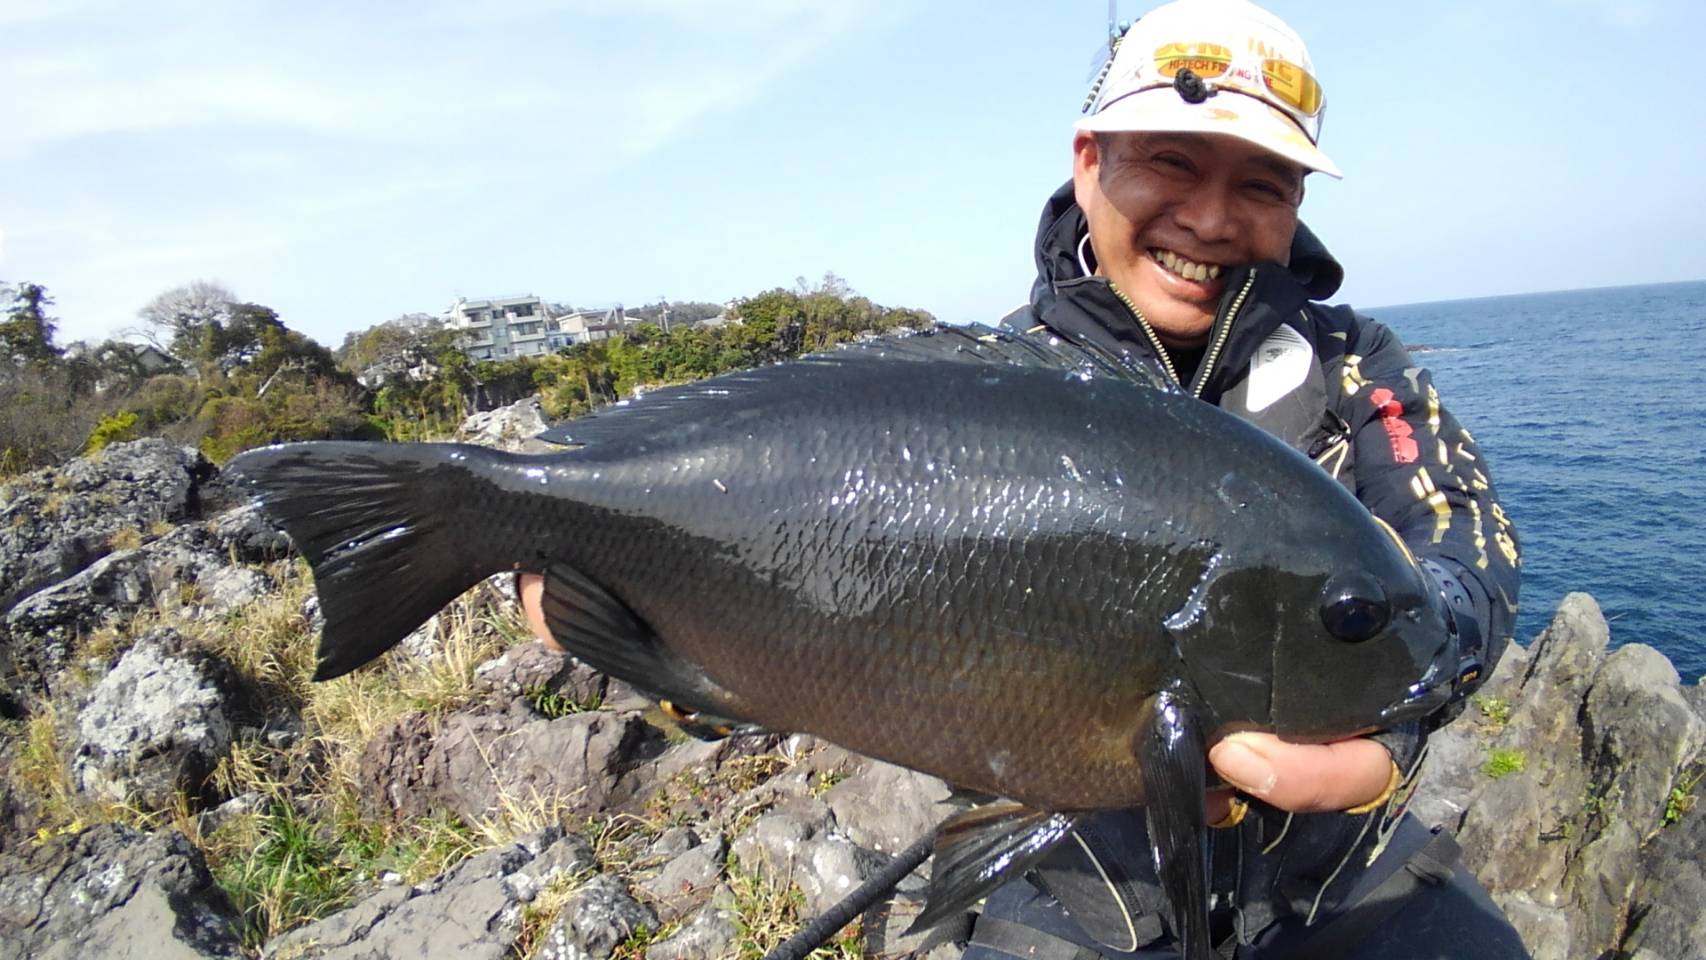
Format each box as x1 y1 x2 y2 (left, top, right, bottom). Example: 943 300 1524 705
228 326 1456 960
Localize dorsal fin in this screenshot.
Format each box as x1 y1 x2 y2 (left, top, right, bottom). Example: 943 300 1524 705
536 323 1171 447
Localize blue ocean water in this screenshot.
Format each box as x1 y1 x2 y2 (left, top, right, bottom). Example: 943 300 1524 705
1374 281 1706 682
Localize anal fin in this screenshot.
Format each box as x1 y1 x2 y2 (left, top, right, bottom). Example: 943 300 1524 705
1136 685 1212 960
539 562 763 734
907 802 1080 935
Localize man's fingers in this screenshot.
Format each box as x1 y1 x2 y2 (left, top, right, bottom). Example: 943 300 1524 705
517 573 562 651
1208 733 1394 813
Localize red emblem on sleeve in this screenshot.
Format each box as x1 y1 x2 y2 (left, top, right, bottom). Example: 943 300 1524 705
1369 387 1418 464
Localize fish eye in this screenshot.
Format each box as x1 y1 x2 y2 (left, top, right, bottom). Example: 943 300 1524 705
1320 575 1391 643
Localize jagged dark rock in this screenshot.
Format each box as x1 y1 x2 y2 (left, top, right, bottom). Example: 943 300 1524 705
358 704 669 822
0 823 242 960
550 874 659 960
264 828 592 960
71 628 241 810
642 902 738 960
638 832 727 922
472 636 609 712
5 524 275 679
1409 594 1706 960
0 440 220 698
732 795 884 916
0 439 210 615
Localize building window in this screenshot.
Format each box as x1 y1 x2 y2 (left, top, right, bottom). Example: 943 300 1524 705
465 311 484 323
513 303 534 317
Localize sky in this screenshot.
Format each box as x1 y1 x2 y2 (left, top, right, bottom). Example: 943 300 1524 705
4 0 1704 349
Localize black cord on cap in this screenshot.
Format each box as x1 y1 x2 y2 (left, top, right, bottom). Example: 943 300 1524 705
1173 68 1213 104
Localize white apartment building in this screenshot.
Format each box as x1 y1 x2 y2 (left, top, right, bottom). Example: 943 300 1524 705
446 296 632 361
446 295 569 362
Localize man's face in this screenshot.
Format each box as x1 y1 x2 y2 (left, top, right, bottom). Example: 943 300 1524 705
1072 130 1304 349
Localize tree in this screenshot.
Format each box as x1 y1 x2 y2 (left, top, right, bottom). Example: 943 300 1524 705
138 281 236 360
336 312 443 381
0 282 62 365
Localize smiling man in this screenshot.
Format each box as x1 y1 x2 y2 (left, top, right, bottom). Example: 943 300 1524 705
959 0 1531 957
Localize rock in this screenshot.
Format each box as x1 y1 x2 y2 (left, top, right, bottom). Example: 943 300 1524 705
731 796 879 915
1453 592 1609 947
1620 800 1706 959
204 502 292 564
1566 644 1706 954
0 439 209 617
455 398 556 454
643 903 738 960
1411 594 1706 960
265 829 586 960
1410 641 1531 830
472 641 608 712
4 524 272 676
1684 677 1706 723
822 759 954 856
359 706 667 822
72 631 237 809
639 833 727 922
553 874 659 960
0 823 241 959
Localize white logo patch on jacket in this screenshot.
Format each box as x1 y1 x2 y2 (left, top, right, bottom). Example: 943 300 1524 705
1245 324 1314 413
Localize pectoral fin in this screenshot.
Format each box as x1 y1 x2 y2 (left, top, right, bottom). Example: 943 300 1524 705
1135 687 1211 960
906 802 1080 935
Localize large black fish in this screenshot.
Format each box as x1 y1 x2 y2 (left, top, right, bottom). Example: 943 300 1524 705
227 326 1453 960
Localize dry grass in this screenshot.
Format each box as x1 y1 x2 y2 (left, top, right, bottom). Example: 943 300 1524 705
726 856 863 960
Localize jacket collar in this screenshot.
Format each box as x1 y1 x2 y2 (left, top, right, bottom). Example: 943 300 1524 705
1027 180 1344 401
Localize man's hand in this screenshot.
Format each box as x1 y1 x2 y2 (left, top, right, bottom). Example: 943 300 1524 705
1207 734 1394 819
517 573 1395 816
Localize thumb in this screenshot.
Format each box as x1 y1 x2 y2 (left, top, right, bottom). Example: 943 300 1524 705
1208 732 1395 814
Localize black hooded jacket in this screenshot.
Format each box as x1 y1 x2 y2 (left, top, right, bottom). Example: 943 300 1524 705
995 182 1522 951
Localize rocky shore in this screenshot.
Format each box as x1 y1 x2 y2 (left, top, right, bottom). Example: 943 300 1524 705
1 418 1702 960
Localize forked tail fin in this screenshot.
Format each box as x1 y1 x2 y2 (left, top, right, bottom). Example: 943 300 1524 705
226 441 513 680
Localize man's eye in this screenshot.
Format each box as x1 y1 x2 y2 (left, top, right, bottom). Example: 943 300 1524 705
1154 153 1194 172
1246 181 1289 201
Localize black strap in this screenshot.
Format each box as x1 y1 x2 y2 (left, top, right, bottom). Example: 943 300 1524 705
1265 828 1463 960
970 915 1107 960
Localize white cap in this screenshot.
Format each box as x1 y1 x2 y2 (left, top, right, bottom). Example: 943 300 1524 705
1078 0 1341 178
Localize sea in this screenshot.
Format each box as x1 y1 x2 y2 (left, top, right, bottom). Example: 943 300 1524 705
1374 281 1706 683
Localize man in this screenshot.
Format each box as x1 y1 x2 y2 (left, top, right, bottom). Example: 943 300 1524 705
950 0 1529 957
521 0 1527 955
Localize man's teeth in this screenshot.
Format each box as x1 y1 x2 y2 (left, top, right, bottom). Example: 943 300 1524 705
1151 249 1222 282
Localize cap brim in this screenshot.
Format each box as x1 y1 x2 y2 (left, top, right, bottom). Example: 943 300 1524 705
1077 88 1342 179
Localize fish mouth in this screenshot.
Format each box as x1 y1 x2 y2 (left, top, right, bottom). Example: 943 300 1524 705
1377 655 1454 725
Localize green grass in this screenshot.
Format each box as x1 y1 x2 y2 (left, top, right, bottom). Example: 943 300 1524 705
726 856 862 960
1482 748 1527 780
1474 695 1512 730
1664 763 1703 827
524 685 603 719
214 802 357 950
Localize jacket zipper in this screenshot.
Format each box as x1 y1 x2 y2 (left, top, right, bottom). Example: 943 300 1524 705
1107 283 1183 386
1107 268 1259 398
1191 269 1258 398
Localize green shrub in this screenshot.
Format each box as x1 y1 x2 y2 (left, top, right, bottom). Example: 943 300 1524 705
84 411 141 453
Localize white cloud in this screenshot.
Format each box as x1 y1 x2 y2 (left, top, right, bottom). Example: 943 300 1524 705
0 0 892 342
